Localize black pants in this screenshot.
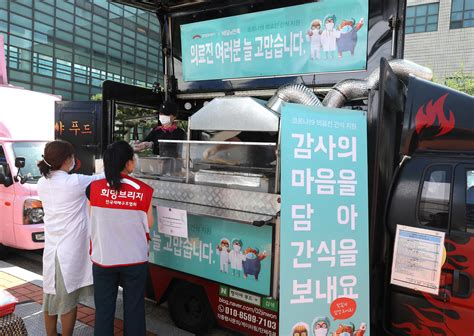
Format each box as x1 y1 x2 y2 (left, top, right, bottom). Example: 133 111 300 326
92 262 148 336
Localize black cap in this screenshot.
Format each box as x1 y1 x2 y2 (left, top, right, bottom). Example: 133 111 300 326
158 101 178 116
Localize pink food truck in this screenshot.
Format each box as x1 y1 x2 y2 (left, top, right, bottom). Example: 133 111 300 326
0 85 60 254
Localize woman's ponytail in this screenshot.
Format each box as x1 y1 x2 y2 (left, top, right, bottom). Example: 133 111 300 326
103 141 134 191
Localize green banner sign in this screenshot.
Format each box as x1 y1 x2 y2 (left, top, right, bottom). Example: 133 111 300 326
181 1 368 81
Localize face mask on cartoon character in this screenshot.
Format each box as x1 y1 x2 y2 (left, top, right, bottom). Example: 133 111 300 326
233 243 241 252
341 25 353 33
314 329 327 336
246 252 257 260
326 22 334 30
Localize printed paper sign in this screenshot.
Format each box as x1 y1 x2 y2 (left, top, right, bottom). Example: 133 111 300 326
280 104 370 335
156 206 188 238
390 225 445 295
150 214 273 296
181 1 369 81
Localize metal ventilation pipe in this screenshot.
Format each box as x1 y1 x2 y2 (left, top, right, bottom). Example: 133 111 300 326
323 59 433 108
266 83 322 113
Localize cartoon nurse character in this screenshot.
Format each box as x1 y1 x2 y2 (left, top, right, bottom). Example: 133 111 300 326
306 19 323 60
242 247 267 280
312 316 331 336
216 238 230 273
333 322 355 336
292 322 310 336
321 14 341 59
336 18 364 58
229 239 245 277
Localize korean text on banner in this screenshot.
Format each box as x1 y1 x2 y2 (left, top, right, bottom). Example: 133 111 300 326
181 1 369 81
149 214 274 296
280 104 370 335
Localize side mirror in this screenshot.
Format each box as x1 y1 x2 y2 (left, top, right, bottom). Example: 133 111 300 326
0 165 13 187
15 157 25 168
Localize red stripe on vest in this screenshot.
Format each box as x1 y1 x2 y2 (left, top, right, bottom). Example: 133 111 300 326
90 175 153 213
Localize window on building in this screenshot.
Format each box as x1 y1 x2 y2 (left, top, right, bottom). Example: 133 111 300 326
73 64 89 84
418 166 452 229
7 45 20 69
33 52 53 77
406 3 439 33
451 0 474 28
56 59 72 80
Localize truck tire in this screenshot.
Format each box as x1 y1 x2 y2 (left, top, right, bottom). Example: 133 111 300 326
168 281 215 335
0 244 9 259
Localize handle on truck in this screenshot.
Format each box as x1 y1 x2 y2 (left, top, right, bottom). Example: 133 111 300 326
452 270 473 298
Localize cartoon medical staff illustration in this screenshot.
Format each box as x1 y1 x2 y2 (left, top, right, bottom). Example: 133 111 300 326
242 247 267 280
321 14 341 59
312 316 331 336
336 18 364 58
306 19 323 60
333 322 355 336
354 322 367 336
292 322 310 336
216 238 230 273
229 239 245 277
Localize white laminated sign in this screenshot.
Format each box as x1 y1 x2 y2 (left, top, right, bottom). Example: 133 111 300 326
156 206 188 239
390 224 445 295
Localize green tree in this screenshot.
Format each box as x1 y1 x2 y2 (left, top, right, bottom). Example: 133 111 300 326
442 67 474 96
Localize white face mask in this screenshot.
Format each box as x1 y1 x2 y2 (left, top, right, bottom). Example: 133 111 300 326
68 158 75 172
233 244 241 252
159 115 171 125
326 22 335 30
314 329 327 336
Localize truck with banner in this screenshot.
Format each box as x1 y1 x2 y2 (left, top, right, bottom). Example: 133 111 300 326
92 0 474 335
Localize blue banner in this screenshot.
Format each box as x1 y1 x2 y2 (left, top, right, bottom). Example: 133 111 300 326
149 213 274 296
181 1 368 81
279 104 370 335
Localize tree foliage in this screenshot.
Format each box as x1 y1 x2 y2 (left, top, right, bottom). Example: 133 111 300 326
442 67 474 96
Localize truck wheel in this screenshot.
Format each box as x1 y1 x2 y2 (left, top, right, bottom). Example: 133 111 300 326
0 244 9 259
168 281 215 335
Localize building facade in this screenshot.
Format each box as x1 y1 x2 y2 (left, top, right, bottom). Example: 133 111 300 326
0 0 162 100
404 0 474 81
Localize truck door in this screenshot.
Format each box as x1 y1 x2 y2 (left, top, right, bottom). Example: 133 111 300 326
442 163 474 334
55 101 102 175
0 145 14 247
387 160 452 335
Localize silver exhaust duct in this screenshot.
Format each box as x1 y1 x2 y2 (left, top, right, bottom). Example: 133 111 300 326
322 59 433 108
266 83 322 113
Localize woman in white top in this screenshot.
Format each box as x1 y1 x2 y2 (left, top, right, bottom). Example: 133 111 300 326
37 140 102 336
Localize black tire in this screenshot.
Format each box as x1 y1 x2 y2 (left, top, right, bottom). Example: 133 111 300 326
0 244 9 259
168 281 215 335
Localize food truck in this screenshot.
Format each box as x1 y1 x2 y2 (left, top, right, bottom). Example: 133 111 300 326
0 85 59 253
90 0 474 335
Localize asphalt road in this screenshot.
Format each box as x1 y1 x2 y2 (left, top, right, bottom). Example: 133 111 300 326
2 248 241 336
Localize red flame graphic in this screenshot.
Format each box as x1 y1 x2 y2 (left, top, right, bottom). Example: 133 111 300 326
393 237 474 335
415 93 455 137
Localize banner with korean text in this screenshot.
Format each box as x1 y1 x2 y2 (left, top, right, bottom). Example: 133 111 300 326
149 212 274 296
280 104 370 335
180 1 368 81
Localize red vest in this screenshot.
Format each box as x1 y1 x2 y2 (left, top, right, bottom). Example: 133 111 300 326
89 174 153 267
